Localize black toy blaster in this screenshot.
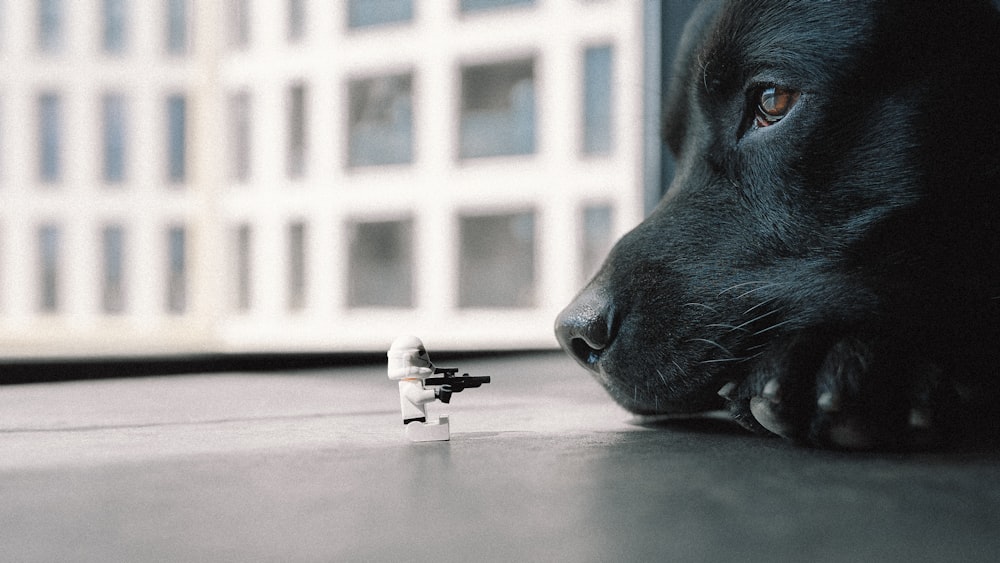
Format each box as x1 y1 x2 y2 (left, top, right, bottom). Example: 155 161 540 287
425 367 491 392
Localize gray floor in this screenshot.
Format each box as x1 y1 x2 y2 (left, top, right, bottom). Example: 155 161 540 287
2 352 999 562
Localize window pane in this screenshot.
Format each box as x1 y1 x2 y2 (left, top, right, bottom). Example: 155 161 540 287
459 212 535 308
228 0 250 49
287 0 305 41
287 83 307 178
0 95 5 183
167 0 188 55
38 0 62 53
166 225 186 313
233 224 252 311
38 93 61 184
102 224 126 314
103 0 127 54
347 219 413 308
581 205 613 282
348 74 413 167
583 45 614 155
38 224 60 312
227 90 251 182
459 59 535 159
460 0 533 13
167 94 186 183
103 93 127 184
287 221 306 311
347 0 412 28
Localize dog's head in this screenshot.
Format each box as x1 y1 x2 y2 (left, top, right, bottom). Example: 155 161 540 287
556 0 1000 416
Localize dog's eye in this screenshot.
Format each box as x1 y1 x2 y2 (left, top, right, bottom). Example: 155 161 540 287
755 86 799 127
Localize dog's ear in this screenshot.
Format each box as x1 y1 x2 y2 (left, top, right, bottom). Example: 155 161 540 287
662 0 723 156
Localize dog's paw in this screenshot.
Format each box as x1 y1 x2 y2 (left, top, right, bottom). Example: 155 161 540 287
722 334 956 450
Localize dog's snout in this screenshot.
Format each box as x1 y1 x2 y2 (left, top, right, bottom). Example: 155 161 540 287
555 287 616 371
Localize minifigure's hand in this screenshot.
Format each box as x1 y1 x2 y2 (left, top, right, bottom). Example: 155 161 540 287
417 366 433 376
436 385 453 404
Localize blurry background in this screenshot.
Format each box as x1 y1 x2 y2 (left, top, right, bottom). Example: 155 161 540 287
0 0 681 358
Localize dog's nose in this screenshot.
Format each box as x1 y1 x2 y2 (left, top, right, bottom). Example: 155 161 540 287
555 287 616 371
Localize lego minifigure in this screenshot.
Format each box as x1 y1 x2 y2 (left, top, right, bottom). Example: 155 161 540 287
387 335 493 442
387 335 453 442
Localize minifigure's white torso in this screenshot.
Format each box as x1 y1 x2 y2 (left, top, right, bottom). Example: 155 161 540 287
397 379 437 421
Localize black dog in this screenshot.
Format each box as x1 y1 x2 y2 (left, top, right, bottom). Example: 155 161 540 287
556 0 1000 449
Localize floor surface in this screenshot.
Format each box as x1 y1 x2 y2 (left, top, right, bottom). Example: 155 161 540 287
2 352 999 562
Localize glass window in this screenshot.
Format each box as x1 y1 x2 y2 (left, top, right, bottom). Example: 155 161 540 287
459 211 535 308
102 0 127 54
347 219 413 308
0 96 4 183
287 83 307 178
348 73 413 167
0 3 6 55
581 204 613 282
228 0 250 49
37 224 60 312
287 221 307 311
38 0 62 53
233 224 252 311
167 94 186 184
459 59 535 159
227 90 251 183
101 224 126 314
102 93 127 184
38 92 61 184
166 225 186 313
166 0 188 55
287 0 305 41
582 45 614 155
460 0 533 13
347 0 412 28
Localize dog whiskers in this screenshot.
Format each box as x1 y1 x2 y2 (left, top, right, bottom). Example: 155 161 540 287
717 280 773 296
683 302 720 314
698 353 762 365
697 351 763 365
734 283 783 301
656 368 669 386
732 308 782 332
700 57 711 93
743 295 782 316
706 322 750 334
687 337 734 358
752 318 796 337
698 357 743 364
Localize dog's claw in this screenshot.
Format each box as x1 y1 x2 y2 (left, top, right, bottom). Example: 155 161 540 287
749 395 792 438
717 381 738 400
749 378 793 437
817 391 840 413
761 378 781 402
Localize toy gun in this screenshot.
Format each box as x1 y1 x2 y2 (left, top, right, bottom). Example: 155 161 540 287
425 367 491 392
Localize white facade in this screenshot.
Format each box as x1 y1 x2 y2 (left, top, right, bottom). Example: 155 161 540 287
0 0 648 357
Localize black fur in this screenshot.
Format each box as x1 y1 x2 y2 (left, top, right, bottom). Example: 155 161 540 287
556 0 1000 449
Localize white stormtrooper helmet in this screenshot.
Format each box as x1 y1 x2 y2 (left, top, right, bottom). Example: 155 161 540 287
387 335 432 380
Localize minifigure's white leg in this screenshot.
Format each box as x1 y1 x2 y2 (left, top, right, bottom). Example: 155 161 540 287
404 415 450 442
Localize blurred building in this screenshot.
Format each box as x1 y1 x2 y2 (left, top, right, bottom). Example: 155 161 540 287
0 0 650 356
